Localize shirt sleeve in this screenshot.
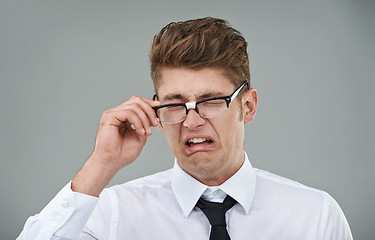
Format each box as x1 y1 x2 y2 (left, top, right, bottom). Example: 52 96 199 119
17 181 99 240
319 192 353 240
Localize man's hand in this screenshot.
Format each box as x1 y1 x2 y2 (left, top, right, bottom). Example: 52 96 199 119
71 96 160 196
94 96 160 169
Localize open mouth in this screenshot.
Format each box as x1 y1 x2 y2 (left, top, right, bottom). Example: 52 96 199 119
186 138 214 147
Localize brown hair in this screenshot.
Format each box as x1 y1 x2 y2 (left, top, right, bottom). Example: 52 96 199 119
150 17 250 93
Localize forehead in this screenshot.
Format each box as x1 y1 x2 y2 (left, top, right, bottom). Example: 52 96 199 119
157 67 235 102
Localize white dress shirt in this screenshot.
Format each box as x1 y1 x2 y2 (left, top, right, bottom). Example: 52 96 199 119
18 153 353 240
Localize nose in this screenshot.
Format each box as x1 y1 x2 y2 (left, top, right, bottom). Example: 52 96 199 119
183 108 206 129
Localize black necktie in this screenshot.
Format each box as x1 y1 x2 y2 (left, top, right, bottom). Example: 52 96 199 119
196 195 237 240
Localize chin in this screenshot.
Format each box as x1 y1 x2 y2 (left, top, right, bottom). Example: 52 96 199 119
185 151 213 164
184 156 217 173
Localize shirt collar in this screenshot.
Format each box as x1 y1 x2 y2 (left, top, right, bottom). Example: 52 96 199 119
171 152 256 217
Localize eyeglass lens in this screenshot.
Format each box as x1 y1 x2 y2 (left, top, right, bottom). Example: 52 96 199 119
157 98 228 124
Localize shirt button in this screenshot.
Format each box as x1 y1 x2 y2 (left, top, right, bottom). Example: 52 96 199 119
61 200 70 208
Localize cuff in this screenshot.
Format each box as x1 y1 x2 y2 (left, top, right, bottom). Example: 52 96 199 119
38 181 98 239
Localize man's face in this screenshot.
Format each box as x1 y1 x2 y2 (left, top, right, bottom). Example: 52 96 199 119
157 67 257 186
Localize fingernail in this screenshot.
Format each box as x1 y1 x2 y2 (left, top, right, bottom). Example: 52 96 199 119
148 127 152 134
154 119 158 125
141 128 146 134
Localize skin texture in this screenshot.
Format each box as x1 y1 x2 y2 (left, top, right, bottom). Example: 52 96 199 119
71 67 257 196
71 97 161 196
157 67 257 186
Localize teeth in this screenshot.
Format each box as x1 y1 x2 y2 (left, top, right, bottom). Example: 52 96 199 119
188 138 210 144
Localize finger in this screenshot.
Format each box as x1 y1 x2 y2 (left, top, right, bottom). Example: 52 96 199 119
125 111 147 136
138 98 161 127
141 97 161 107
124 105 154 136
110 102 155 136
102 108 147 136
118 96 160 127
122 96 160 107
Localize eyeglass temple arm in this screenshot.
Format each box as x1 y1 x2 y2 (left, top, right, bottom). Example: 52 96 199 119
152 81 248 107
230 82 249 101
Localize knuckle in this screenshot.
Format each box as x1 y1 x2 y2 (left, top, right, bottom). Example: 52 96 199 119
129 95 140 101
102 109 111 115
102 109 116 120
101 111 111 120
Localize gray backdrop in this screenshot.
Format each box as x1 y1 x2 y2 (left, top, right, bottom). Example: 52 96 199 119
1 0 374 239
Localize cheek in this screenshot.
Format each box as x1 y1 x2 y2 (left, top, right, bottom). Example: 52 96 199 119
163 125 182 148
222 125 240 144
216 114 244 146
221 126 244 154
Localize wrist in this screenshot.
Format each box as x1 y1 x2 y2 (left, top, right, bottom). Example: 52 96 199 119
72 155 120 197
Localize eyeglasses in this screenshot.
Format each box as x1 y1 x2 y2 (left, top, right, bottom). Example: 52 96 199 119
153 82 249 124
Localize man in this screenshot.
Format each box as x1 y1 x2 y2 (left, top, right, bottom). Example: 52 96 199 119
18 17 352 239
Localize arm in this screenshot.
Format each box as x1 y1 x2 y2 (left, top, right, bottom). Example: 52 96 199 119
72 96 160 196
319 192 353 240
17 96 160 240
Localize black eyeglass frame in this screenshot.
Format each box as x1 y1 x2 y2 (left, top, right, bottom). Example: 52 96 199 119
152 81 249 124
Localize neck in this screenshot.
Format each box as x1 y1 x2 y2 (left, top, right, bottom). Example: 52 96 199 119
181 153 245 186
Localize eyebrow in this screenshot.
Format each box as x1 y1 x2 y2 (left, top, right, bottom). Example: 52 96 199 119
161 91 226 103
162 94 185 102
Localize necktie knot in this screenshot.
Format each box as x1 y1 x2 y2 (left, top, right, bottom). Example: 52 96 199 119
196 195 237 240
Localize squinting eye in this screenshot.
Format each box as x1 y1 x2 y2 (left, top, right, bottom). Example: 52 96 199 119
201 100 225 106
164 106 184 113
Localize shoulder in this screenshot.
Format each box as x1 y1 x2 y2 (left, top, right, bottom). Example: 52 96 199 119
253 169 352 239
84 169 174 238
255 168 325 193
253 168 333 209
250 169 352 239
102 168 174 198
90 169 174 220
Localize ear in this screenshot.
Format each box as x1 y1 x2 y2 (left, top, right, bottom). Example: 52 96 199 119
242 88 258 124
